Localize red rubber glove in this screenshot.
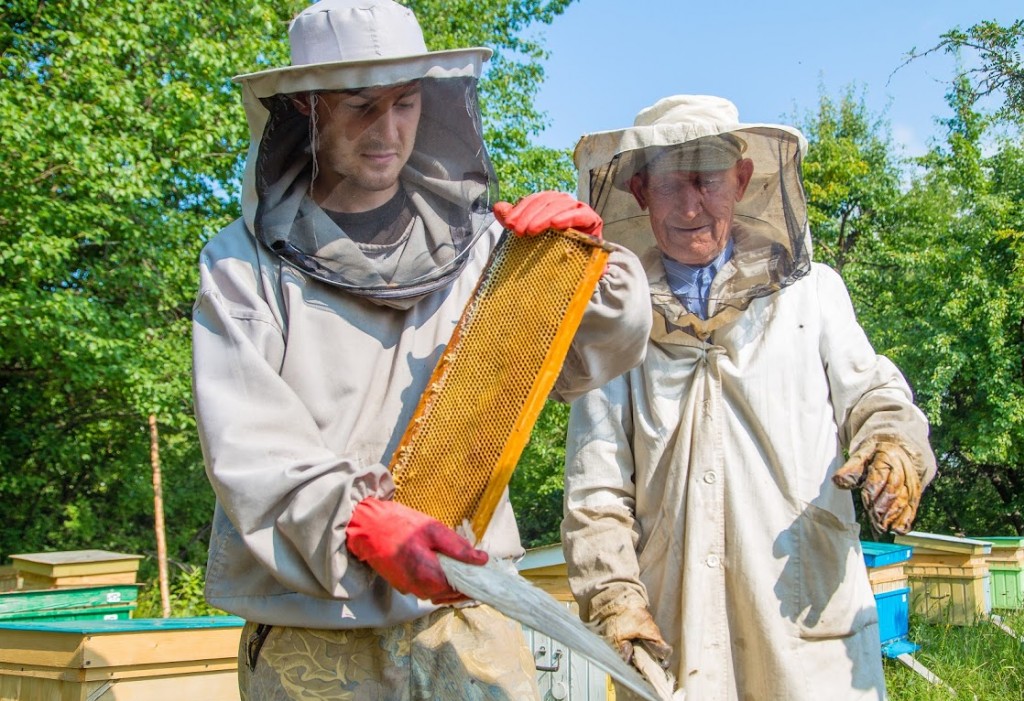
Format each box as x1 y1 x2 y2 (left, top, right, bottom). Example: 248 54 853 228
345 497 487 604
493 191 603 239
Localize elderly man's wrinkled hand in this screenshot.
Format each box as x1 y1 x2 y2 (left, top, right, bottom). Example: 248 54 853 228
493 191 603 240
599 605 672 667
832 440 923 535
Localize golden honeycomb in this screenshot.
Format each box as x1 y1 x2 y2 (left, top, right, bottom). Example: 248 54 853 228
390 228 610 540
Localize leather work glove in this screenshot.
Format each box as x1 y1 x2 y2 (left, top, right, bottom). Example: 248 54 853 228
599 605 673 667
832 439 923 535
345 497 488 604
493 191 603 240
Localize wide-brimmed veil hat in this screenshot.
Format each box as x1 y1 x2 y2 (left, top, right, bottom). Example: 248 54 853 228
575 95 812 333
234 0 492 97
575 94 808 254
234 0 498 305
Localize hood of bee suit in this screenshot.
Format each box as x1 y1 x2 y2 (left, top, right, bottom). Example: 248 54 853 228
232 0 497 306
574 95 813 334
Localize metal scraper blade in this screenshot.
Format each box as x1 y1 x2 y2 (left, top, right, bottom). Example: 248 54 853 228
439 554 666 701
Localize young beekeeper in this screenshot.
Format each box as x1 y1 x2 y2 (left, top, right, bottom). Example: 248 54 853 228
191 1 651 698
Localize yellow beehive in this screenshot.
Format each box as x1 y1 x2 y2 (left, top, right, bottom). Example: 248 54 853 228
0 616 243 701
391 229 610 540
975 537 1024 568
894 531 992 626
0 567 19 594
10 551 143 590
515 543 574 603
868 563 910 595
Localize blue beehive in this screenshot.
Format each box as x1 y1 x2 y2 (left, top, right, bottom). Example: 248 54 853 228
862 541 913 570
862 541 917 657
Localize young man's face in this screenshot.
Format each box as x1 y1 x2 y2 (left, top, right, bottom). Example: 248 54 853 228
629 158 753 265
303 82 422 212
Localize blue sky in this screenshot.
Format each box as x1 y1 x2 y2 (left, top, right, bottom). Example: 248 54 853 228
530 0 1021 157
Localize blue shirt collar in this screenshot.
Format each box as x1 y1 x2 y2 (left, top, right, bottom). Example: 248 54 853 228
662 238 734 288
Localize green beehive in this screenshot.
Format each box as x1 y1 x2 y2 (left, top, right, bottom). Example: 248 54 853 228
0 584 140 623
972 536 1024 610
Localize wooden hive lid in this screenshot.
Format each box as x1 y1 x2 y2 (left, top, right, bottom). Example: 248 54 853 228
10 550 143 577
893 531 992 556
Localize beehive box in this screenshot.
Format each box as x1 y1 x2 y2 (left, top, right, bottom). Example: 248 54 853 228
10 551 142 589
874 587 912 650
861 541 912 595
516 544 616 701
0 585 140 623
894 531 991 626
0 566 19 593
516 543 575 603
0 616 244 701
860 542 917 656
971 536 1024 610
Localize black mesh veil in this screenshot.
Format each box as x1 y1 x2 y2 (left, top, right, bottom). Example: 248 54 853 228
240 72 496 301
576 117 812 335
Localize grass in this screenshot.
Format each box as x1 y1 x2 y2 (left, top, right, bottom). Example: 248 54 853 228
885 609 1024 700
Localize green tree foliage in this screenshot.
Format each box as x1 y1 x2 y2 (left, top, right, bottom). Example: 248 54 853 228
904 19 1024 123
886 82 1024 536
509 401 570 547
799 87 903 285
0 0 577 571
134 564 227 618
0 0 283 567
800 82 1024 537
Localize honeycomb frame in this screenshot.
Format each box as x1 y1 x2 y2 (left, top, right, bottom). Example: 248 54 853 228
390 228 611 540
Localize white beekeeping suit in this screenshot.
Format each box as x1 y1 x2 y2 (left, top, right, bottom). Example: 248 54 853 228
563 95 936 701
192 1 652 698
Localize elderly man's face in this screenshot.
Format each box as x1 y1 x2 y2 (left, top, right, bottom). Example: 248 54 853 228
296 82 422 213
629 158 754 265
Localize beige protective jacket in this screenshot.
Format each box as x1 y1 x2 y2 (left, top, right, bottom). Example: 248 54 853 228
193 215 650 629
563 250 936 701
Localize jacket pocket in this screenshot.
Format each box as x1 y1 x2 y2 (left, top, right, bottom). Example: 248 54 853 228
794 502 877 639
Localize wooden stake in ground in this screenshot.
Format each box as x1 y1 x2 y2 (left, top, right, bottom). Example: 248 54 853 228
149 413 171 618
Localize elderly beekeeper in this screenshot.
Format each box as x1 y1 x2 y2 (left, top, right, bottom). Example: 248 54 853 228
190 1 652 698
561 95 937 700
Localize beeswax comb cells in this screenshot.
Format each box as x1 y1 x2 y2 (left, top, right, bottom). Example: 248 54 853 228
390 228 611 541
